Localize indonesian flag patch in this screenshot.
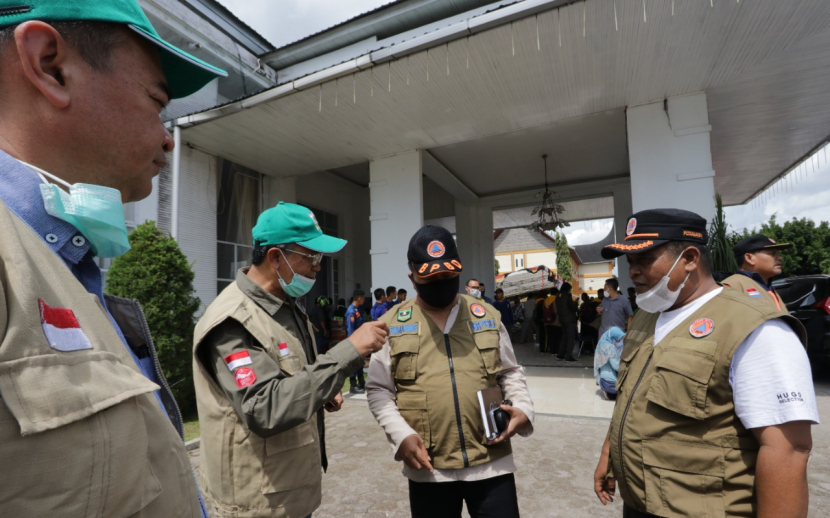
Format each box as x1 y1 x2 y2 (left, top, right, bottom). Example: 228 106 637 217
278 342 290 357
39 299 93 352
224 350 253 371
234 367 257 388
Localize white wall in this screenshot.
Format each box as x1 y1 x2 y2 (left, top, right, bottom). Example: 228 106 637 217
296 172 371 298
580 263 611 275
526 251 556 270
176 147 218 312
627 93 716 222
495 254 513 274
369 151 424 291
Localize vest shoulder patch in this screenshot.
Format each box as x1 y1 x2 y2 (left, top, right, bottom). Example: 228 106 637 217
470 318 497 333
689 318 715 338
397 306 413 322
470 303 486 318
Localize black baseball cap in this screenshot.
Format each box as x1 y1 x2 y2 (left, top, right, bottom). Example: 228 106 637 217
733 234 791 259
602 208 708 259
408 225 463 278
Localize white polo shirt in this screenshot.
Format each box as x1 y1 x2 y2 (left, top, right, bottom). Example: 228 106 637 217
654 288 819 429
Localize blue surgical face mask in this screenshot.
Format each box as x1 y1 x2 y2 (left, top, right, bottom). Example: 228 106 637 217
276 249 316 298
23 161 131 258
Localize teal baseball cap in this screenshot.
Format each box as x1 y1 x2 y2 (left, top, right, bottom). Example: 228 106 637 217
0 0 227 98
253 202 347 254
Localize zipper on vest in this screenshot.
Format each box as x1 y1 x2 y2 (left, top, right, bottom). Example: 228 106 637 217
617 352 653 497
133 300 185 439
444 333 470 468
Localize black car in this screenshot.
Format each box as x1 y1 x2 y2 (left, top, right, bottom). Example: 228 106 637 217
772 275 830 371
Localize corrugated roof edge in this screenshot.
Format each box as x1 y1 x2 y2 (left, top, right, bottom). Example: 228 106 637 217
189 0 275 54
571 227 616 264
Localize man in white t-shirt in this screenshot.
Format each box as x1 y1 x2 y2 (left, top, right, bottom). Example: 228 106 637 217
592 208 818 518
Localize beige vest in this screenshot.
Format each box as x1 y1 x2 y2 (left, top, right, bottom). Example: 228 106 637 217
193 280 322 518
608 287 805 517
381 295 511 470
722 273 784 311
0 200 201 517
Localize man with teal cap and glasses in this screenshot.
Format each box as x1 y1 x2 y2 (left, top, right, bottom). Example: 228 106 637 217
0 1 226 516
193 202 390 518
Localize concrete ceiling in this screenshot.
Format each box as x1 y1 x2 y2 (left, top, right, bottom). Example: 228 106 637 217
182 0 830 205
429 109 628 196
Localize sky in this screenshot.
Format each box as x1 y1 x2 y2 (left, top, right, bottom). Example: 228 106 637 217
218 0 390 48
220 0 830 247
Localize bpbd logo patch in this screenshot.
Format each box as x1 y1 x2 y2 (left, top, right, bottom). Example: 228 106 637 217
427 240 446 258
689 318 714 338
471 319 497 332
626 218 637 236
470 303 486 318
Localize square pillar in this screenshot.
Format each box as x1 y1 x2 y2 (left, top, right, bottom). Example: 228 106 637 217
370 150 424 291
454 201 495 289
612 182 633 292
627 93 716 223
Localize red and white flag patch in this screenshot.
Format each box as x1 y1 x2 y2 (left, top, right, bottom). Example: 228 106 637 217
234 367 257 388
224 350 253 371
39 299 93 352
278 342 290 357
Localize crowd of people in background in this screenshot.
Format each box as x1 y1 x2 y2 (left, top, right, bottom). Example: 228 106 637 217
308 275 637 402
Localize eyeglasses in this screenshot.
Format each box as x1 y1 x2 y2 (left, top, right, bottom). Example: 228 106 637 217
282 248 324 266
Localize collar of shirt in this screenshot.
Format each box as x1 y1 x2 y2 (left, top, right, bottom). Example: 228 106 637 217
736 269 773 291
0 150 91 264
236 267 289 316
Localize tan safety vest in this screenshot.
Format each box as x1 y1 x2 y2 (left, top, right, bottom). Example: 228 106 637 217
608 286 805 517
0 199 201 517
722 273 784 311
381 295 511 470
193 279 322 518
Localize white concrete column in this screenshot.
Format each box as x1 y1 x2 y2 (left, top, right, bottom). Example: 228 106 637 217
612 182 633 291
370 151 424 291
454 201 495 289
627 93 716 223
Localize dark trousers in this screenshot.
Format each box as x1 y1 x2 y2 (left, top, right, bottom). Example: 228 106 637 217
349 367 364 387
408 474 520 518
623 503 664 518
558 322 577 360
544 325 561 354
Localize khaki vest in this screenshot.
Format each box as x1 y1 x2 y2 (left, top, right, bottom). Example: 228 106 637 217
722 273 784 311
608 286 805 517
193 279 322 518
381 295 511 470
0 199 200 517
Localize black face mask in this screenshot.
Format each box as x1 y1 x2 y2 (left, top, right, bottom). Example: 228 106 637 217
412 274 460 309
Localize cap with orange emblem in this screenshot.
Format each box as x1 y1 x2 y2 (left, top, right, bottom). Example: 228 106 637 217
407 225 463 278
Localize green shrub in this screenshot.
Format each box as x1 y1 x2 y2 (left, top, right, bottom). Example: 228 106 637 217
106 221 201 414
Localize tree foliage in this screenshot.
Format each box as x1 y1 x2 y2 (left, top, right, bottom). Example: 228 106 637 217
555 232 573 282
106 221 201 414
734 215 830 278
709 194 740 275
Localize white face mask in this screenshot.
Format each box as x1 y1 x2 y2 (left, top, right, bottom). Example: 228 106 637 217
635 252 691 313
468 287 482 299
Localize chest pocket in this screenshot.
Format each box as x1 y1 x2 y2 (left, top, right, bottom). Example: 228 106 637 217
0 351 162 518
390 333 420 381
646 338 717 420
616 341 641 390
472 329 501 376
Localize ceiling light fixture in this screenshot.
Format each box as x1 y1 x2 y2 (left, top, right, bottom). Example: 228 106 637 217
529 154 569 233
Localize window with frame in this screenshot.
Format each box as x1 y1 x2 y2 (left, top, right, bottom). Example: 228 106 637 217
216 160 262 294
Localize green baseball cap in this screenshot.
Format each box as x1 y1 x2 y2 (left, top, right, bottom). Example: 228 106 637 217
0 0 227 99
253 202 347 254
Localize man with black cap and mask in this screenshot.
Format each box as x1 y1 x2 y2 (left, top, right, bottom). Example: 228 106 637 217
366 225 535 518
724 234 793 311
592 209 818 518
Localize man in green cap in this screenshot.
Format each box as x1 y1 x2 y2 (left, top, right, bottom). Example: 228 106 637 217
193 201 390 518
0 1 225 516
